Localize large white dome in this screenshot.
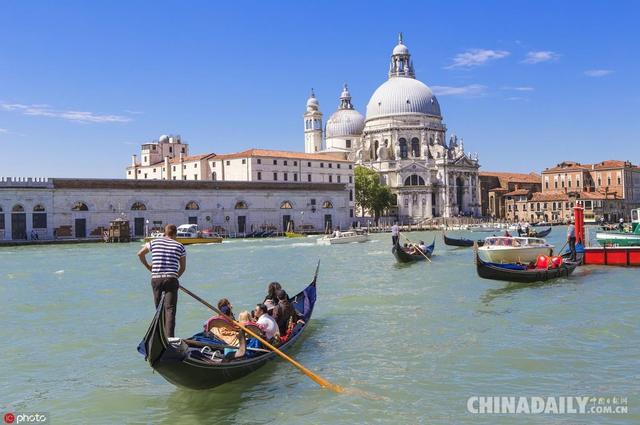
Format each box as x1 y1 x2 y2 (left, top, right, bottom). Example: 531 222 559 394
326 109 365 138
366 77 441 120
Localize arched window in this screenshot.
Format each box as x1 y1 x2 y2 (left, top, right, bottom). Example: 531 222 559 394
398 138 408 159
234 201 248 209
411 138 420 157
131 202 147 211
185 201 200 210
404 174 425 186
33 204 46 212
374 140 379 160
12 204 24 212
280 201 293 209
71 202 88 211
322 201 333 209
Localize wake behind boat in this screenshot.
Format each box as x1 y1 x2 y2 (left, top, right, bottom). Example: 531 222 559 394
137 270 318 390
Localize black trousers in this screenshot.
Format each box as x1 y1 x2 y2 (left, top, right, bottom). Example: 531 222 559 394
568 237 576 261
392 235 399 245
151 277 179 337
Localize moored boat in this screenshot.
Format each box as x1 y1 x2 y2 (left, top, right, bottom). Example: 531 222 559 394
392 239 435 263
475 251 578 283
317 230 369 245
144 224 223 245
468 224 502 232
478 236 553 264
530 227 552 238
137 268 319 390
595 209 640 246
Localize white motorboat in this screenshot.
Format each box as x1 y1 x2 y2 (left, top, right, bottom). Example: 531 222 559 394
468 224 503 233
317 230 369 245
478 236 554 263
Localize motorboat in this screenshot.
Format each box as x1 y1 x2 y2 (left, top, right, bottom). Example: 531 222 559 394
317 230 369 245
478 236 554 264
468 224 503 233
595 208 640 247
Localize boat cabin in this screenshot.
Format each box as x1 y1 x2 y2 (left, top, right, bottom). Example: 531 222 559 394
483 236 548 247
177 224 199 237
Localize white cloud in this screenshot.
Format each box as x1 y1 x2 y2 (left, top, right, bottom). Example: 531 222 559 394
0 102 132 123
432 84 487 96
446 49 510 69
522 51 560 64
584 69 614 77
0 128 8 133
501 86 535 92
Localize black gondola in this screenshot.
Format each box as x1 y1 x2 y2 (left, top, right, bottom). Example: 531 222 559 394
137 268 318 390
529 227 552 238
475 252 578 283
392 239 435 263
443 232 484 247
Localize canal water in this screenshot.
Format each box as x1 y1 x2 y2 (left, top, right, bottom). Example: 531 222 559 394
1 228 638 424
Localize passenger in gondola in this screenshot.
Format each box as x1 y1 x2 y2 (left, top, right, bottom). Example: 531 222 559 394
504 230 511 237
263 281 281 314
272 290 298 336
418 241 427 253
205 299 240 346
254 303 279 342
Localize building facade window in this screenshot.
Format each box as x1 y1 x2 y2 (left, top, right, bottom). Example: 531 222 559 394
273 159 277 165
257 159 261 164
280 201 293 209
322 201 333 209
273 172 278 181
329 175 332 183
71 202 88 211
257 172 262 180
307 174 312 182
284 173 288 181
242 159 246 164
235 201 248 209
185 201 200 210
131 202 147 210
32 204 47 229
294 173 298 182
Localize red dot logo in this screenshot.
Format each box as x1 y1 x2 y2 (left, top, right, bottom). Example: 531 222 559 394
3 413 15 424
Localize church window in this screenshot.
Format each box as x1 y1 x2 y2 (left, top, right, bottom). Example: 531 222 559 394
411 138 420 157
143 156 147 162
399 138 408 159
374 140 379 160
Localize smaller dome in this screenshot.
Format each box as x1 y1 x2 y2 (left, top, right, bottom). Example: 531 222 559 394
393 43 409 56
159 134 169 143
326 109 365 138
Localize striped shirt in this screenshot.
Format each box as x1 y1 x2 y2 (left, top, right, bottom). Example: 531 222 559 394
147 237 186 278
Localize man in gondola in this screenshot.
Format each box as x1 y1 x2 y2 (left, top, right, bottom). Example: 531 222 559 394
137 224 187 337
391 222 399 246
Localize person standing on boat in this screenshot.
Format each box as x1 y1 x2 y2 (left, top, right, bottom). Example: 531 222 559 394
137 224 186 337
391 222 399 245
567 220 576 261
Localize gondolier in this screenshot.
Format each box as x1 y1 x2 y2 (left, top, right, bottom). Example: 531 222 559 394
391 222 399 245
137 224 187 337
567 220 576 261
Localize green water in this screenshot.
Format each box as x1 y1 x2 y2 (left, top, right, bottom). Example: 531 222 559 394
1 229 638 424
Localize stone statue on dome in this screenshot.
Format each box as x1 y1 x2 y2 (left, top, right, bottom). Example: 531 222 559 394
394 143 401 160
377 143 388 161
355 148 363 164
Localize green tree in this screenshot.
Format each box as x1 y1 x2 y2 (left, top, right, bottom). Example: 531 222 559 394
354 166 393 222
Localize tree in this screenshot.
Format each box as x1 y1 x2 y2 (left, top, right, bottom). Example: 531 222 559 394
354 166 393 223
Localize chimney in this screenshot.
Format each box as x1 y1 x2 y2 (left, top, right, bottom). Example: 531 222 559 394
131 154 137 167
164 156 171 180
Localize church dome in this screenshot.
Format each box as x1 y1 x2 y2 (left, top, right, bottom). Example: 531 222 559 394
326 109 365 138
393 43 409 56
366 77 441 120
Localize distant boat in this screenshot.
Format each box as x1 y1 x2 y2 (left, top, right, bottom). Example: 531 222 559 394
317 230 369 245
443 232 484 247
468 224 502 232
146 224 222 245
595 208 640 247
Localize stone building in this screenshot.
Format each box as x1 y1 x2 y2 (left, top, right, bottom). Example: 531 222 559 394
305 34 481 221
479 172 542 218
0 178 350 241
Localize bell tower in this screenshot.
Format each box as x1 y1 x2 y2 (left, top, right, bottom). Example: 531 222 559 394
304 89 323 153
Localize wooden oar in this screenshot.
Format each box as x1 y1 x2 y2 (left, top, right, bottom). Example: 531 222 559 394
179 285 344 393
399 232 432 262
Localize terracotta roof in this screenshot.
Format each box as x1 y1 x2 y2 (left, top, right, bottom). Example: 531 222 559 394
212 149 351 162
504 189 531 196
591 160 639 170
542 161 590 173
479 171 541 184
530 191 569 201
169 153 216 164
543 159 640 173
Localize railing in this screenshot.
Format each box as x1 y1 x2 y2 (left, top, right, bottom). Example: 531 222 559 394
0 177 52 187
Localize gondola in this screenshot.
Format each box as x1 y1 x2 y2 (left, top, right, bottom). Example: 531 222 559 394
530 227 552 238
443 232 484 247
392 239 435 263
475 251 578 283
137 267 318 390
561 242 585 265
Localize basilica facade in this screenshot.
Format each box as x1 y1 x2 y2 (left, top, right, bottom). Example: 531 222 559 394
305 35 481 220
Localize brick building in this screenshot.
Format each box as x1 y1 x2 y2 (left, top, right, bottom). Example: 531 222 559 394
479 172 541 218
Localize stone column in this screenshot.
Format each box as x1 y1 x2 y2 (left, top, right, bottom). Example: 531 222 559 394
426 188 433 218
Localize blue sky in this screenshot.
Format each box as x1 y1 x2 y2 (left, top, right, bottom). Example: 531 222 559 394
1 0 638 178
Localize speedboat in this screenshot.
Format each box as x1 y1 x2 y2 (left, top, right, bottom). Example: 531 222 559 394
478 236 554 264
468 224 503 232
595 208 640 247
317 230 369 245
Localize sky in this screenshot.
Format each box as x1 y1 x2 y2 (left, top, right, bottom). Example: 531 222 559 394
1 0 639 178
